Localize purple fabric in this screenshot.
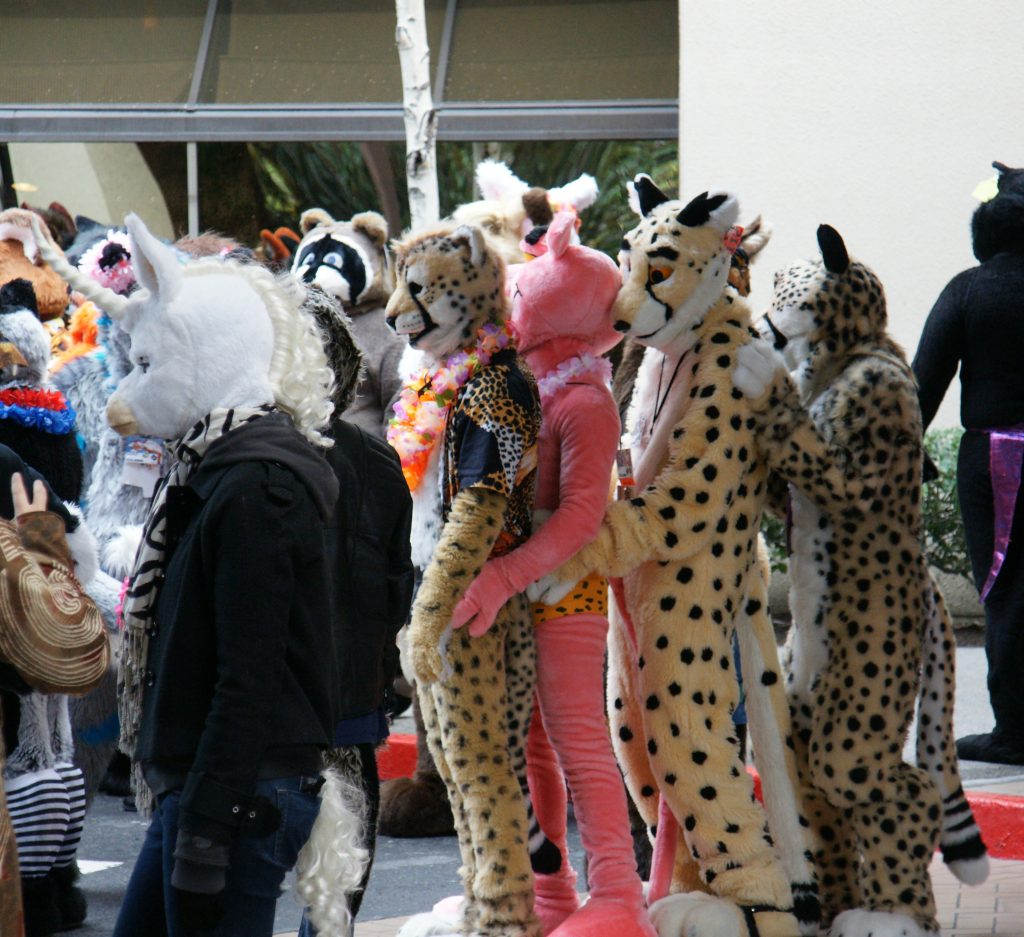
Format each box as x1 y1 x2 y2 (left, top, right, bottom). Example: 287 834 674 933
981 425 1024 602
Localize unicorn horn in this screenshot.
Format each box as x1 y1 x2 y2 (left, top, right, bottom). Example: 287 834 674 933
25 212 130 318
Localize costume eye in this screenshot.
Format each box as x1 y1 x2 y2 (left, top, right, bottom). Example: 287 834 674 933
648 265 672 285
323 252 343 268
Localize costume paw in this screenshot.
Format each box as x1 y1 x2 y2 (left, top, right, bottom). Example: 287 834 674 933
649 892 743 937
733 338 785 401
528 574 575 606
827 908 928 937
410 641 444 684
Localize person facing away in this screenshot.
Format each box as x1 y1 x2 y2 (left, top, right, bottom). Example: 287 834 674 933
298 287 414 935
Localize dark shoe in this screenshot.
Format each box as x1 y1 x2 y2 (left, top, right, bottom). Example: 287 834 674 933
956 732 1024 765
21 875 61 937
122 795 137 812
50 865 87 931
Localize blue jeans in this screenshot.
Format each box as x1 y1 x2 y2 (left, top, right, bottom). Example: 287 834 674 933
113 776 321 937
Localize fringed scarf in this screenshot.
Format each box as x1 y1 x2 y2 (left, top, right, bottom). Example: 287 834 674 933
118 403 275 814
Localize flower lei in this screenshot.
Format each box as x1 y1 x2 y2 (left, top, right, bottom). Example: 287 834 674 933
536 352 612 402
388 321 514 491
0 387 76 435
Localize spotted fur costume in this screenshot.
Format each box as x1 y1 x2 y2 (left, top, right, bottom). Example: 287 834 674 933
386 224 544 937
734 226 989 937
551 179 815 937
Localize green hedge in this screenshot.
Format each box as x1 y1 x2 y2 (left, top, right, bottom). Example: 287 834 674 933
759 426 970 580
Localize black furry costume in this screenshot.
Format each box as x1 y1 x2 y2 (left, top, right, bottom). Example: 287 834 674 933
913 161 1024 763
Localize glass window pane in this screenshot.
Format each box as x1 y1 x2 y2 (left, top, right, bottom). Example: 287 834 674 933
445 0 678 102
199 0 447 104
0 1 207 105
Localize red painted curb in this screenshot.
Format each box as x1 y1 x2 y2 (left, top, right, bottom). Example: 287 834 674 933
377 732 418 781
379 734 1024 860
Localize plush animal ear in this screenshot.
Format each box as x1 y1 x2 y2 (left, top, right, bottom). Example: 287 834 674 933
817 224 850 274
545 211 576 259
299 208 335 235
676 191 728 227
451 224 487 267
475 160 529 201
548 173 599 213
0 278 39 317
632 174 670 216
125 213 182 303
740 215 773 260
351 211 389 249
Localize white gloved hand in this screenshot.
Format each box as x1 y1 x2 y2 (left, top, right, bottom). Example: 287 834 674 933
733 337 787 400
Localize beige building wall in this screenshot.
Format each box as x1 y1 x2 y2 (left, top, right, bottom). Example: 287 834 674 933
679 0 1024 429
8 143 173 242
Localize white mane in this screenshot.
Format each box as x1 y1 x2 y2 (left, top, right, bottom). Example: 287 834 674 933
182 260 335 447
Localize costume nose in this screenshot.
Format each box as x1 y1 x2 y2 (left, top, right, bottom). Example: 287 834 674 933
613 320 631 333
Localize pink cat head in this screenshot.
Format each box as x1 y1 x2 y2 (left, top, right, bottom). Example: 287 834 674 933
509 211 622 358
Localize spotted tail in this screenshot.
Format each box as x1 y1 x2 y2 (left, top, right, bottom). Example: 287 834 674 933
917 576 989 884
503 596 561 876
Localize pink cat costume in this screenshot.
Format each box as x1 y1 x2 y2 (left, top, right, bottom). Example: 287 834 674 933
452 212 655 937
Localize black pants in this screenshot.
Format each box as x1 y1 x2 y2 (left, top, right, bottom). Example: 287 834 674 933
958 430 1024 745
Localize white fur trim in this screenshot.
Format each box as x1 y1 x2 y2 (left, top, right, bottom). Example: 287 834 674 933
294 766 369 937
474 159 529 202
63 507 99 587
649 892 744 937
828 908 927 937
102 524 143 580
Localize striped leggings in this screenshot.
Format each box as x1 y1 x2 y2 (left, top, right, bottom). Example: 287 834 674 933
4 764 86 878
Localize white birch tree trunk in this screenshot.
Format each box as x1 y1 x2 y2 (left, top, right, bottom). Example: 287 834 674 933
395 0 440 229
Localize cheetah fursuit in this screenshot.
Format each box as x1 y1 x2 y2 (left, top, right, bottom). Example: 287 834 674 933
385 223 546 937
733 224 989 936
544 177 817 937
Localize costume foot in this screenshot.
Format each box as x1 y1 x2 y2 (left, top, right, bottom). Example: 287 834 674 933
549 898 656 937
650 892 800 937
397 907 461 937
535 876 581 935
955 732 1024 765
828 909 930 937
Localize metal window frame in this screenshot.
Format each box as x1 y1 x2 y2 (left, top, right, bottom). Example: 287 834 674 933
0 99 677 143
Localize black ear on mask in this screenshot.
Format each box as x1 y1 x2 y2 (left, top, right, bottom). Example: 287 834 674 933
676 192 728 227
0 279 39 318
635 174 670 216
817 224 850 274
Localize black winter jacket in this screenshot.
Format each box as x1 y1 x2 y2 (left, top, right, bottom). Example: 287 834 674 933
135 414 339 844
324 418 413 723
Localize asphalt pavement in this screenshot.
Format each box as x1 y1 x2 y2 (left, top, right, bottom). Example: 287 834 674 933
71 646 1019 934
